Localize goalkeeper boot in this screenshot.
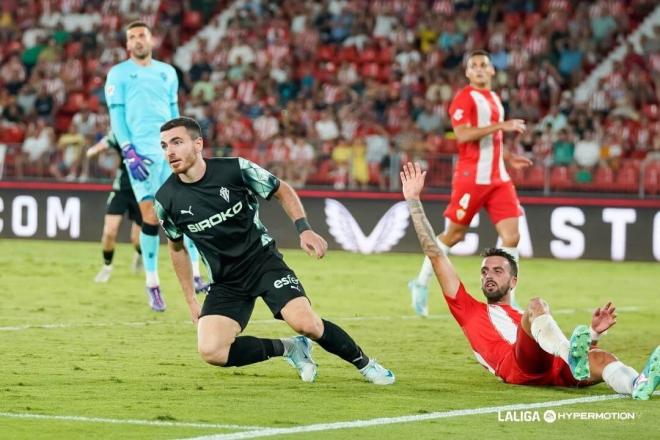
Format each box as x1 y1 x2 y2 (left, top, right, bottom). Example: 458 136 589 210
283 336 317 383
194 276 209 295
568 325 591 381
632 345 660 400
146 286 166 312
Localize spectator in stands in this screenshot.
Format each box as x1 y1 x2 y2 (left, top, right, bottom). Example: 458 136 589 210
552 128 575 166
573 129 601 183
287 135 315 188
315 109 340 142
1 53 27 95
415 101 444 134
15 118 55 179
50 122 86 181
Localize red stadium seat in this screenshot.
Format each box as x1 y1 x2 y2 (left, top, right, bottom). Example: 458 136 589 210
183 11 203 30
377 45 395 64
523 164 545 189
615 166 638 193
61 92 87 113
338 46 358 63
317 45 336 62
550 166 572 190
591 165 614 192
361 62 380 79
643 162 660 195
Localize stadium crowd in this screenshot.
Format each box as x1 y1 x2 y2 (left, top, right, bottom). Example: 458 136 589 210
0 0 658 194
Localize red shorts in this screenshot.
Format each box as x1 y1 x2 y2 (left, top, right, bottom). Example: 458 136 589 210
444 178 522 226
495 325 580 387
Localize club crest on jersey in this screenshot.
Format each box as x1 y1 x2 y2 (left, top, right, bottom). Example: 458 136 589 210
219 187 230 203
160 72 167 81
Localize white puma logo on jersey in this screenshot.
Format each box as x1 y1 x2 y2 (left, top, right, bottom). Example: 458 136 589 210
180 206 193 215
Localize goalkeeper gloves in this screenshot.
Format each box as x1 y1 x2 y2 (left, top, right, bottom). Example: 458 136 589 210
121 143 152 181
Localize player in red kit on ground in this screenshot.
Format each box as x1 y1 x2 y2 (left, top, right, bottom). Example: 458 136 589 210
408 50 532 316
401 161 660 399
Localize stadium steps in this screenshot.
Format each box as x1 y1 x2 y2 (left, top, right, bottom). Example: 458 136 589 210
574 3 660 103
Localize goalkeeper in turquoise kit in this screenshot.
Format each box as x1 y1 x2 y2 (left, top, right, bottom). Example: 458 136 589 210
105 21 206 311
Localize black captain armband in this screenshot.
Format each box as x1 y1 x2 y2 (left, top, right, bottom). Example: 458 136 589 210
294 217 312 234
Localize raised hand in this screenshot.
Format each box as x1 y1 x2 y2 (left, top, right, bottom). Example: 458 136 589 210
591 301 617 334
400 162 427 201
122 143 153 181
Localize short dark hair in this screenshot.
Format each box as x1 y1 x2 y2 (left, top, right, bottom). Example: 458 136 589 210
126 21 151 33
465 49 491 66
481 248 518 277
160 117 202 141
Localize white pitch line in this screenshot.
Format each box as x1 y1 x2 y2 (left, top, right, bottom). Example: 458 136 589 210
0 412 267 431
0 306 641 332
182 392 658 440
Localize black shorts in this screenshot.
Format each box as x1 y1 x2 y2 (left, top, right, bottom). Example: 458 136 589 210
200 250 308 330
106 189 142 225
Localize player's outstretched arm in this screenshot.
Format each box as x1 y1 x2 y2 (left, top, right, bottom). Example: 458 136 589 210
273 180 328 259
85 138 109 159
167 239 200 323
401 162 461 298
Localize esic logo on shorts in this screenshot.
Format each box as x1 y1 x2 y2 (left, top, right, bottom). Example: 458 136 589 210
187 201 243 232
274 274 301 291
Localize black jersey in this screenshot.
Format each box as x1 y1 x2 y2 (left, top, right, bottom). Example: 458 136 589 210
154 157 281 284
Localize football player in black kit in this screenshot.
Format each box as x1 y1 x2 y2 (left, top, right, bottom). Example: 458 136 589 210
155 117 394 384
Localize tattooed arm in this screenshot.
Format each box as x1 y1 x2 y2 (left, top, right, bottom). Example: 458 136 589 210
401 162 461 298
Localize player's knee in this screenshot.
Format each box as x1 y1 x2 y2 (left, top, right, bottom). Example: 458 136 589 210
445 229 466 246
198 343 230 366
526 297 549 317
290 316 324 339
501 230 520 247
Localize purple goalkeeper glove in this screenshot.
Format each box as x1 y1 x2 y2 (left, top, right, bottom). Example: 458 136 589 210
121 143 153 181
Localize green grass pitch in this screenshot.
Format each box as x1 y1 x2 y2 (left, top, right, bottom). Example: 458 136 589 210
0 239 658 439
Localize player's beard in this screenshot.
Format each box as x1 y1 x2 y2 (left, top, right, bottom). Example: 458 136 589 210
132 45 151 60
481 279 510 303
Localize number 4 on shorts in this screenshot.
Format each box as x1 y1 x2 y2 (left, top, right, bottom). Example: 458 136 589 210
459 193 471 210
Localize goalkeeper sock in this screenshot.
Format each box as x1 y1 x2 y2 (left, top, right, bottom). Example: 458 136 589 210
602 361 638 394
316 319 369 369
416 239 450 286
224 337 284 367
530 314 569 363
140 222 160 287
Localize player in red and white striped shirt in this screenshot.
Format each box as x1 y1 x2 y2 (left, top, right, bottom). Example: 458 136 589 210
402 162 659 399
409 50 531 317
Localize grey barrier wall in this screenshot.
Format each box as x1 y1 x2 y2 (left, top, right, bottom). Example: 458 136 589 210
0 186 659 262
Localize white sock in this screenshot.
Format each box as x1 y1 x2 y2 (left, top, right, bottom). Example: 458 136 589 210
500 246 519 263
146 271 160 288
103 264 112 270
281 338 294 356
602 361 638 394
530 314 570 363
416 239 451 286
500 246 520 304
191 260 201 278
